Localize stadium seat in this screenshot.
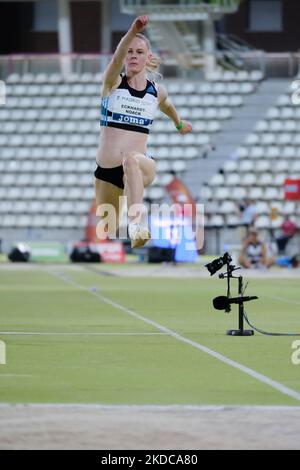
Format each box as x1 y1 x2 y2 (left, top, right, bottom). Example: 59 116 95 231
226 214 240 226
170 160 186 172
291 161 300 172
214 187 230 200
255 215 270 228
258 174 273 186
0 201 12 213
248 187 264 199
239 160 254 172
16 215 32 228
207 214 224 227
255 201 269 214
219 200 236 214
226 173 240 186
264 187 281 200
241 173 256 186
282 201 296 214
2 215 17 227
232 187 247 199
48 74 63 84
37 187 53 200
210 174 225 186
147 187 165 200
256 161 271 172
249 70 264 81
274 174 286 186
266 146 280 159
223 160 238 173
277 95 290 107
270 216 284 229
282 147 296 159
198 185 212 201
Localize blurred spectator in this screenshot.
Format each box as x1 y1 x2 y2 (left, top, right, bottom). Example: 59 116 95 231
276 254 300 269
276 215 298 254
237 198 258 239
239 198 258 226
238 227 275 269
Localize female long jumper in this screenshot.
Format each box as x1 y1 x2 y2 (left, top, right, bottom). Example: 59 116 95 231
95 15 192 248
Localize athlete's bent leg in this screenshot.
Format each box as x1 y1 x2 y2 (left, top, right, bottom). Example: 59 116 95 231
94 179 123 240
123 152 156 248
123 152 144 222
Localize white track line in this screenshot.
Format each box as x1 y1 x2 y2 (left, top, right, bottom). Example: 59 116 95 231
0 403 300 412
263 294 300 306
0 375 33 378
0 332 168 336
47 269 300 403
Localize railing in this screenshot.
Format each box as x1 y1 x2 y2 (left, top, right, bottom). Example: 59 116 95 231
0 53 112 80
1 51 300 79
120 0 240 19
235 51 300 78
120 0 241 9
213 51 300 77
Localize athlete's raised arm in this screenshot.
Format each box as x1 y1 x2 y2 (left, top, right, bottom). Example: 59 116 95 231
102 15 149 92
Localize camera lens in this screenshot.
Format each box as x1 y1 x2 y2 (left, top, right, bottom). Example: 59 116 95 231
205 252 232 276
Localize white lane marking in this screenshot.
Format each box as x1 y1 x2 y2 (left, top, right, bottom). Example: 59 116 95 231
47 269 300 403
0 375 33 378
262 294 300 306
0 403 300 412
0 332 168 336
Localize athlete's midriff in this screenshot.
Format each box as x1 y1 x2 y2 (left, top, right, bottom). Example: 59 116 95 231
96 125 148 168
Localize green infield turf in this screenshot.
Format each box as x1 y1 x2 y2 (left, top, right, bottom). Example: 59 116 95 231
0 264 299 406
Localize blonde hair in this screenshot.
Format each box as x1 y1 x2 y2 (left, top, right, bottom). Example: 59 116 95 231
135 33 162 80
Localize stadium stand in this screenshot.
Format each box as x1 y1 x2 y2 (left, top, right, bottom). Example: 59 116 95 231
0 69 262 237
203 79 300 232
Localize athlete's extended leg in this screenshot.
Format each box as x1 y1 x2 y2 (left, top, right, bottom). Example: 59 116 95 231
94 179 124 240
123 152 156 248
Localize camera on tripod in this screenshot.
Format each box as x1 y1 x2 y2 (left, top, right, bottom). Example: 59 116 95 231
206 253 300 338
205 252 232 276
206 252 257 336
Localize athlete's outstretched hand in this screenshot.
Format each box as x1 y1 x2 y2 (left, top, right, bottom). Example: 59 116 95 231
178 120 193 135
131 15 149 34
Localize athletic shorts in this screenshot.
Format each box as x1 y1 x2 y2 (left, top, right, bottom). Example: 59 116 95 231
94 155 155 190
94 164 124 189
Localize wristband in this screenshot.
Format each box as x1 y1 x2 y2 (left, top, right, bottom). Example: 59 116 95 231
176 121 184 131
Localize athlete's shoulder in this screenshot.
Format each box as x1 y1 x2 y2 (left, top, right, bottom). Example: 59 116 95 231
101 74 122 98
146 79 158 97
